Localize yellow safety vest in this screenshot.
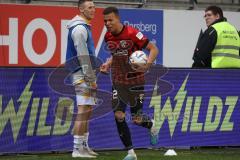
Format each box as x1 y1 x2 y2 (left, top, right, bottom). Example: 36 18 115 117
211 22 240 68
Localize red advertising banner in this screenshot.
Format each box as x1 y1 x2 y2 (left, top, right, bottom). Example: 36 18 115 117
0 4 104 66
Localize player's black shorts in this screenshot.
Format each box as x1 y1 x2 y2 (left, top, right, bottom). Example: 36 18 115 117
112 84 144 115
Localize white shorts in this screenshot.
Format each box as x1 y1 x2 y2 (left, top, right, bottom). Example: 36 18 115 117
75 81 96 106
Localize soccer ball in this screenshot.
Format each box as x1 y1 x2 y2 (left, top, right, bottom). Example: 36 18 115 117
129 50 148 66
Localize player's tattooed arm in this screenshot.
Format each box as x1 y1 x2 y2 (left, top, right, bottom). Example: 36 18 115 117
145 42 159 67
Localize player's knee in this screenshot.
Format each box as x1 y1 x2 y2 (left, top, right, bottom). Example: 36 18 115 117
114 111 125 121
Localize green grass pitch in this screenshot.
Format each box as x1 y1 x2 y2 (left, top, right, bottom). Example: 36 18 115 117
0 148 240 160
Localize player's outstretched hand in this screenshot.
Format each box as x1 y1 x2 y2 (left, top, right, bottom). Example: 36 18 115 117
100 63 110 74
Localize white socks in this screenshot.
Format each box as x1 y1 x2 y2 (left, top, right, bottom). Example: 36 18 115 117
83 132 89 147
74 132 89 150
73 135 84 150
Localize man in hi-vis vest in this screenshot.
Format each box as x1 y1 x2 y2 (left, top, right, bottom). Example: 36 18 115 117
192 5 240 68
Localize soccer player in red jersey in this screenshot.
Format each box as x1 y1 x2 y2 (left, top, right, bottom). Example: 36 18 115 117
100 7 159 160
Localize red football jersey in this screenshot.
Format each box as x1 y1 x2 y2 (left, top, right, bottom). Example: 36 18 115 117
104 25 149 85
